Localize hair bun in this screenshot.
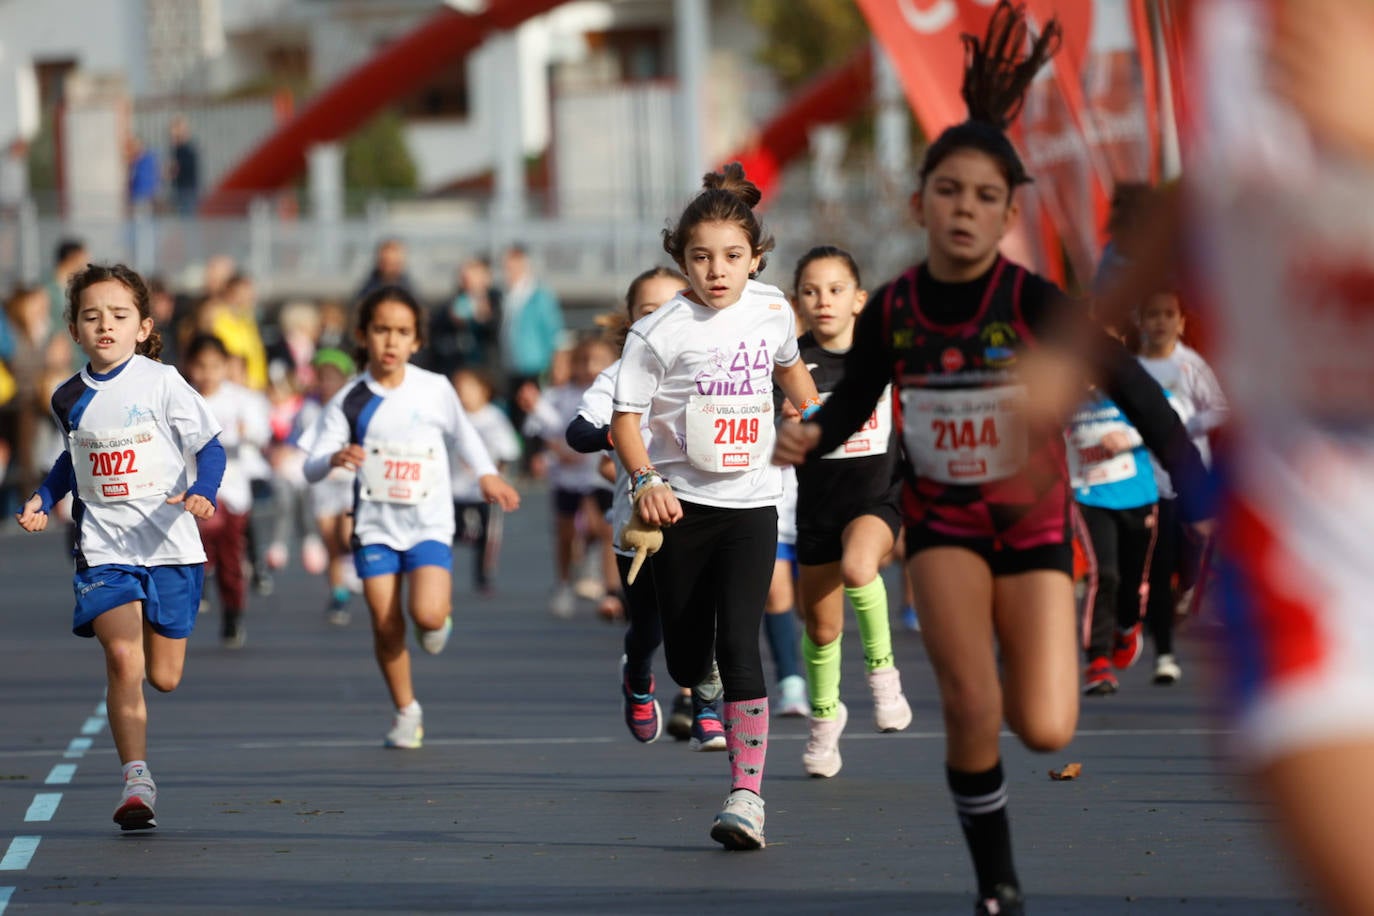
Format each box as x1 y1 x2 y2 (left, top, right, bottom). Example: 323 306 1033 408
702 162 762 209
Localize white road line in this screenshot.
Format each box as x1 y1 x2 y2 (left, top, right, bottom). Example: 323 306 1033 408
0 726 1237 759
64 738 92 759
44 764 76 785
79 717 105 736
23 794 62 823
0 886 14 914
0 837 39 871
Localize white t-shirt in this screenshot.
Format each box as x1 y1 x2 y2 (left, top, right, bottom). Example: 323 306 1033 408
613 280 801 509
1137 343 1227 499
579 359 641 557
51 355 221 568
294 397 356 518
452 403 521 502
301 364 498 550
200 381 271 515
523 383 611 492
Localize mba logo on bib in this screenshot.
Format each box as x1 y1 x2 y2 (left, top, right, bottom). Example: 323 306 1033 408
103 482 131 498
722 453 750 468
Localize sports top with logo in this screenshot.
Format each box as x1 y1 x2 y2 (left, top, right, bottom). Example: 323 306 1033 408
51 355 221 568
300 364 497 551
613 279 801 510
817 256 1075 554
794 331 901 535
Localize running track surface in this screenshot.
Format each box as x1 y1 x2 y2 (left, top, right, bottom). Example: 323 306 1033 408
0 483 1309 914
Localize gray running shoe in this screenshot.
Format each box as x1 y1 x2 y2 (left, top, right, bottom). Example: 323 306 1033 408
710 788 765 850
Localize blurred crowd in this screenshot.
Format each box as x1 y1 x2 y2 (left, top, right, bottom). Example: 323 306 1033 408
0 236 573 522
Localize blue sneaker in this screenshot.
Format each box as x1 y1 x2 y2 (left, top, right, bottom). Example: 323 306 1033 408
690 705 727 751
901 605 920 632
620 655 662 743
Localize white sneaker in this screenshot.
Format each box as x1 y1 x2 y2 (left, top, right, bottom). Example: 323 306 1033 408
802 702 847 778
868 666 913 732
773 674 809 717
301 535 328 576
418 617 453 655
709 789 766 850
572 577 605 601
114 771 158 831
549 583 575 619
265 540 289 571
384 702 423 749
1153 654 1182 685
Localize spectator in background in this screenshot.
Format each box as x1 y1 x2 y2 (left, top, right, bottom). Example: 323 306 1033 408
168 116 200 217
44 239 87 352
0 287 49 504
127 135 160 270
147 276 180 369
210 273 269 390
426 255 501 378
499 243 563 447
355 238 414 302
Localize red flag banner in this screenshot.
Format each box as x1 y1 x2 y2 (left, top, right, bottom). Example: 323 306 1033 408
855 1 1163 286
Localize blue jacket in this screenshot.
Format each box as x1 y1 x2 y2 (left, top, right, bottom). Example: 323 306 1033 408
501 282 562 377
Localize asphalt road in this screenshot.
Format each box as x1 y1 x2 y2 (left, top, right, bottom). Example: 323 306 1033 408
0 486 1310 914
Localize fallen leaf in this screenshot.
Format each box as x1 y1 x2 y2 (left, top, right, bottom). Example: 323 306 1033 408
1049 762 1083 780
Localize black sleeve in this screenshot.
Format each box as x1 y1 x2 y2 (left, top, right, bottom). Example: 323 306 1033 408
566 414 612 454
813 287 895 456
1092 330 1215 522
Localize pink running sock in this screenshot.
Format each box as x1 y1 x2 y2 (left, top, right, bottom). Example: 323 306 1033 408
724 699 769 794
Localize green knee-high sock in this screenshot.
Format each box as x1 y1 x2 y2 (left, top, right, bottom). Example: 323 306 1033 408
846 575 894 671
802 632 842 719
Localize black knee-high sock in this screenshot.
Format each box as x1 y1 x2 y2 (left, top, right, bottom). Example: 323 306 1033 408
947 761 1018 896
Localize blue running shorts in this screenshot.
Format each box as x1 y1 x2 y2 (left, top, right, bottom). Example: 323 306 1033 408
353 540 453 579
72 564 205 639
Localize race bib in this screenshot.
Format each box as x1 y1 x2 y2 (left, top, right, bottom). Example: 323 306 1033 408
901 385 1027 485
685 394 774 473
360 441 439 505
1066 421 1138 489
821 385 893 460
71 421 175 503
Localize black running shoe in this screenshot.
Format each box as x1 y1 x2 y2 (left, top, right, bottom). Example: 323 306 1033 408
975 884 1024 915
666 693 693 741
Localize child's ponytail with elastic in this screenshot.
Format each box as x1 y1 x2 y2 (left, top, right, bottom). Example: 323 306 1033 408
663 162 775 277
919 0 1062 190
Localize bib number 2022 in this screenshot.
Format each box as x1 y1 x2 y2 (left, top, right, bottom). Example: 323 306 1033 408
88 449 139 477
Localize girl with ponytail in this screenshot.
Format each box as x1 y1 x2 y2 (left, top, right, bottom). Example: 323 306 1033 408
775 4 1208 912
611 162 821 850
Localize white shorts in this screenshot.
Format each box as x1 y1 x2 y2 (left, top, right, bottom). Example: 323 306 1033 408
311 475 355 520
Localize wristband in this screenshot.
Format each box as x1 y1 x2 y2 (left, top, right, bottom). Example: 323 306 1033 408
631 470 666 500
800 396 822 421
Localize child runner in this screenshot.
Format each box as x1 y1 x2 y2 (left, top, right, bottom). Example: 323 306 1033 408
1135 290 1227 683
567 266 730 750
1067 377 1159 696
450 367 521 595
791 245 913 779
522 335 618 618
301 286 520 748
294 347 359 625
16 263 225 831
184 333 272 649
611 163 821 850
1093 1 1374 909
773 4 1208 909
766 464 809 717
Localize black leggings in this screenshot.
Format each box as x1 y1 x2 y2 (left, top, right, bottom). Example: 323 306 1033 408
651 501 775 702
1077 503 1157 662
1146 498 1200 656
619 552 662 693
